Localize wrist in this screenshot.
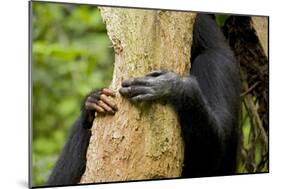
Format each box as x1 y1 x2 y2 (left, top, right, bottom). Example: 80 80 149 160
81 109 94 129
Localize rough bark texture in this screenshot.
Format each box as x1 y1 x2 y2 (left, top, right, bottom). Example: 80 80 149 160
251 16 268 57
80 8 196 183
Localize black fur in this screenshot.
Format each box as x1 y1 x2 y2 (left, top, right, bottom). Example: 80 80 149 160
175 14 240 177
45 95 95 186
45 115 91 185
46 14 240 186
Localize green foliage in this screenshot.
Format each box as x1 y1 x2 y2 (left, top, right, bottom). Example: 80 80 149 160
214 14 268 173
237 100 269 173
32 5 267 186
215 14 230 27
32 2 113 186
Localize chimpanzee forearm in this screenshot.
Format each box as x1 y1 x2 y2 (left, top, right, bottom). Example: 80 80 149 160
168 76 228 176
45 110 92 186
169 77 223 138
46 88 117 186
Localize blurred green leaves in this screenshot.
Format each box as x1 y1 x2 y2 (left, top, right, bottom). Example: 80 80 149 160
32 2 113 186
215 14 230 27
31 4 265 186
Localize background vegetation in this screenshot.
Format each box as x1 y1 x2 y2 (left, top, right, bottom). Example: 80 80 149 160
32 2 113 185
32 2 268 186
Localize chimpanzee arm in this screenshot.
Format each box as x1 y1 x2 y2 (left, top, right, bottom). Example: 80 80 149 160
45 112 92 186
179 14 240 176
46 89 117 186
119 14 240 177
170 49 240 177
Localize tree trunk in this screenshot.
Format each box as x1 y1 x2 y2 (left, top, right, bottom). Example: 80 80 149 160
251 16 268 57
80 7 195 183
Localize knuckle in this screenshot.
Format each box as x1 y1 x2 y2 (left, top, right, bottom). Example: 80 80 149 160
86 96 92 101
100 94 106 99
150 85 157 91
93 93 100 99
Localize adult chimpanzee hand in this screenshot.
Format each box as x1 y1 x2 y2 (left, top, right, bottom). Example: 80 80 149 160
119 70 182 102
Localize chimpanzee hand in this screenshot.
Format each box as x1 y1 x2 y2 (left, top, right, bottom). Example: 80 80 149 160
84 88 118 114
119 70 182 102
81 88 118 129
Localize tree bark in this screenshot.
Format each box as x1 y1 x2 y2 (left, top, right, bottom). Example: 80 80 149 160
80 7 195 183
251 16 268 57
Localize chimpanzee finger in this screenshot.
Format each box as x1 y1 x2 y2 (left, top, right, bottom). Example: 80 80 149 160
122 77 152 87
145 70 167 77
87 90 102 102
97 100 115 114
102 88 116 97
131 94 156 102
100 94 118 111
121 79 133 87
85 101 105 113
119 86 153 98
87 96 99 103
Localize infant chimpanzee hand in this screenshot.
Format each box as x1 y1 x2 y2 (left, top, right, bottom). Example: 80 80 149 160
84 88 118 114
81 88 118 129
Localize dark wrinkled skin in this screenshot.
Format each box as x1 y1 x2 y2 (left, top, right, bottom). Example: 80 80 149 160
119 70 182 102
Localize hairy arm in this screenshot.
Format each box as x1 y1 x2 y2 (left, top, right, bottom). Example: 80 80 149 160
119 14 240 177
119 61 239 176
45 112 92 186
46 89 117 186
